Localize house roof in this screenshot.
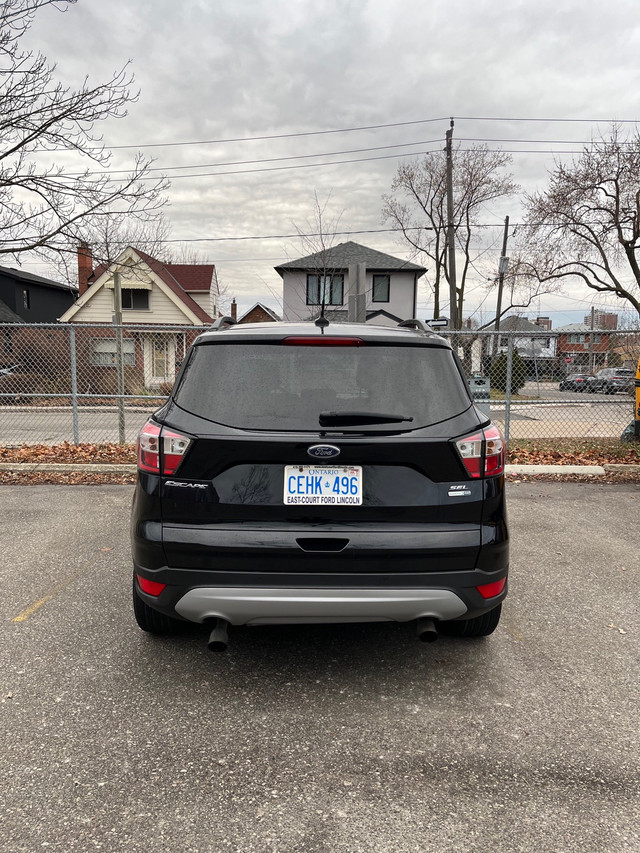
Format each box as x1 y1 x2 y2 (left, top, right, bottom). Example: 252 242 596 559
118 249 214 323
62 247 215 325
555 323 609 333
274 241 427 275
485 315 549 333
366 308 404 324
0 264 76 293
0 298 23 323
237 302 281 323
163 264 215 291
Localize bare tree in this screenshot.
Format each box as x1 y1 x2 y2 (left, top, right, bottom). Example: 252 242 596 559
521 125 640 317
288 191 346 321
382 145 518 327
0 0 168 271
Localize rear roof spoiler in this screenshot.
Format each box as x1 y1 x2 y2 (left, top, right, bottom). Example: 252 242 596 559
210 316 237 330
398 317 449 333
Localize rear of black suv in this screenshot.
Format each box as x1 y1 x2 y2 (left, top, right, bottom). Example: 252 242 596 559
131 321 509 646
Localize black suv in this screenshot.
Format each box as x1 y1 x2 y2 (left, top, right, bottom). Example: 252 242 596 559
131 320 509 649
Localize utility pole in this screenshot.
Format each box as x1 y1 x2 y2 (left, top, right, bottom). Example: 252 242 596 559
445 119 458 329
588 305 595 374
492 216 510 356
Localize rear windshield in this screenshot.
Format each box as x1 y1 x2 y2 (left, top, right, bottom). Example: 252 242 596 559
174 342 471 431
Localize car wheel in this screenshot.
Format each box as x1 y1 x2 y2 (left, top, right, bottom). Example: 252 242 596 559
440 604 502 638
132 573 183 635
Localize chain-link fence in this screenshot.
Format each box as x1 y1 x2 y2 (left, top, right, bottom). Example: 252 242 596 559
0 322 638 445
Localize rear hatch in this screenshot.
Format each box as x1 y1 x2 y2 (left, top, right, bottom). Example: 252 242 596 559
153 327 493 575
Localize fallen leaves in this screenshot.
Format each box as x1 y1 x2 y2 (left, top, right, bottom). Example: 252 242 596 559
0 442 136 465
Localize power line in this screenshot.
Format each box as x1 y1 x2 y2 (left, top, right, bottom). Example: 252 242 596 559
109 115 640 151
110 117 449 150
68 138 444 177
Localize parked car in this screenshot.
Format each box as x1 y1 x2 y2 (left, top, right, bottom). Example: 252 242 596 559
585 368 635 394
131 319 509 650
558 373 592 392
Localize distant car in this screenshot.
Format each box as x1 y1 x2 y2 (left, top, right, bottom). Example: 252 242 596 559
585 368 634 394
559 373 592 392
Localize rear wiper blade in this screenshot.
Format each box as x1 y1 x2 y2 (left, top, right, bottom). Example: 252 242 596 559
319 410 414 426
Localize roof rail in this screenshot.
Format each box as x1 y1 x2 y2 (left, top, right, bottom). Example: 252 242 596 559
398 318 430 333
399 317 449 332
210 316 237 330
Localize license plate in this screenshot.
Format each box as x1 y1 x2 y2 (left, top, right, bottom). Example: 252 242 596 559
284 465 363 505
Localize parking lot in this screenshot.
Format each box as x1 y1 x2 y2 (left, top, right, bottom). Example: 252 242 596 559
1 483 639 852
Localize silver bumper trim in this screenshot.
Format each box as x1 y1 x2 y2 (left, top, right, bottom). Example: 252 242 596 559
174 587 467 626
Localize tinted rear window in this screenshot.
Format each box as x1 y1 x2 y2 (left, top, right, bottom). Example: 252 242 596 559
174 342 471 431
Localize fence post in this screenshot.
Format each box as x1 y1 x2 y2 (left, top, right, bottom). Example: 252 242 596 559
504 336 514 444
69 325 80 445
113 272 126 445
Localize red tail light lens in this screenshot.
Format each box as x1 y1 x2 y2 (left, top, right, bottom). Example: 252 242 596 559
476 577 507 599
163 429 191 475
455 424 505 478
282 337 365 346
137 421 191 475
136 574 167 596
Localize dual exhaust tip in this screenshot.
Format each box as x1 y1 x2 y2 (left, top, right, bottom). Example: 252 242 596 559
206 616 439 651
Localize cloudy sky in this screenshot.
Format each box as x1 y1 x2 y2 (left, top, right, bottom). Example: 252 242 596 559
20 0 640 325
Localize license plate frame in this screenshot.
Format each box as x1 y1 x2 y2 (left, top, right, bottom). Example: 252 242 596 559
284 465 363 506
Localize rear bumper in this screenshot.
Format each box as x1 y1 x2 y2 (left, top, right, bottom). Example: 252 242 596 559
174 586 468 626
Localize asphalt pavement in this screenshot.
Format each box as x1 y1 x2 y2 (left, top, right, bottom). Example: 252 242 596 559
1 483 639 853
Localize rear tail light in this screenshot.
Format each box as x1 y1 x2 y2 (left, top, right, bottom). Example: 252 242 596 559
137 420 191 475
455 424 505 478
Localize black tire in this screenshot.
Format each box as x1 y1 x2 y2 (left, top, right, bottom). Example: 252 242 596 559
440 604 502 638
132 574 183 635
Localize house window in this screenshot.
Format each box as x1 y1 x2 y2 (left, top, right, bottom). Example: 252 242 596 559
23 289 30 310
372 274 390 303
91 338 136 366
567 334 586 344
306 274 344 306
120 289 149 310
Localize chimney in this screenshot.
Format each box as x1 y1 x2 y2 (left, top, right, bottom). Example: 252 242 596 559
231 298 237 321
77 242 93 296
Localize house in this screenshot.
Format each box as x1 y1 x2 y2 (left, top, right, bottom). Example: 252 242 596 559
0 264 76 324
484 315 558 378
234 301 281 324
274 241 426 324
58 245 218 388
555 323 610 371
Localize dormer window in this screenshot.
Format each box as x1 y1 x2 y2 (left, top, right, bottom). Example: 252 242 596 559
121 289 149 310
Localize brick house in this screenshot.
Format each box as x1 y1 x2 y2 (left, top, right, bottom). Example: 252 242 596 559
235 302 281 324
555 323 610 370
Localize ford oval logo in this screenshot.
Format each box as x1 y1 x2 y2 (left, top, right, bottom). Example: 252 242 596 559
307 444 341 459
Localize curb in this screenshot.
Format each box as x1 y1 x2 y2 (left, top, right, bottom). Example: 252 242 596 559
2 463 639 476
506 464 605 476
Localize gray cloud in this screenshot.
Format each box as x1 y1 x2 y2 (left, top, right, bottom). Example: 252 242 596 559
17 0 640 321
